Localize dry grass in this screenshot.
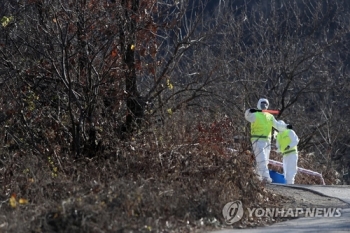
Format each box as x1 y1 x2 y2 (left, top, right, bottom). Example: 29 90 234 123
0 116 339 232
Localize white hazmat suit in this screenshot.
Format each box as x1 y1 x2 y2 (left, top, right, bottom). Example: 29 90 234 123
245 98 290 183
276 120 299 184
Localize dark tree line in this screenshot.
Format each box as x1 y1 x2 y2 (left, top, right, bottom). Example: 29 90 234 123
1 0 350 179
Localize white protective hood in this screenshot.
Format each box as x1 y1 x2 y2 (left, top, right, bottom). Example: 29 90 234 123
257 98 269 110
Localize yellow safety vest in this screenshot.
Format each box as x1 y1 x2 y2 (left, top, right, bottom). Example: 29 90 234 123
251 112 273 141
276 130 298 155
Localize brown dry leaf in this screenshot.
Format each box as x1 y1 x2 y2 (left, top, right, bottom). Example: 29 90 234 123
111 48 118 57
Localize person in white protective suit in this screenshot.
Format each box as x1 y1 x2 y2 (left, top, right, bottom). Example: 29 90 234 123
245 98 292 183
275 120 299 184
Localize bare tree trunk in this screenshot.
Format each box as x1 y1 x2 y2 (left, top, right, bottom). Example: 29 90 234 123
119 0 145 139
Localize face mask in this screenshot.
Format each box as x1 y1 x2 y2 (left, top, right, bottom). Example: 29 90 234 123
260 102 268 110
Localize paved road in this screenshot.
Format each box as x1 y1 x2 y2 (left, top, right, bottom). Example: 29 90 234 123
285 184 350 204
211 184 350 233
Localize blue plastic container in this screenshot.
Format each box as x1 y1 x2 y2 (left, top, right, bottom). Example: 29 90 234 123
269 170 286 184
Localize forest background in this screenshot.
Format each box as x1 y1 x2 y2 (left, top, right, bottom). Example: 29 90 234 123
1 0 350 232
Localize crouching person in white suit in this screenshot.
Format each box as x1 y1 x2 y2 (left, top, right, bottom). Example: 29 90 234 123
276 120 300 184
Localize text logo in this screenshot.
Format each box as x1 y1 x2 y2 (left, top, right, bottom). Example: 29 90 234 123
247 207 342 218
222 200 244 225
222 200 343 224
